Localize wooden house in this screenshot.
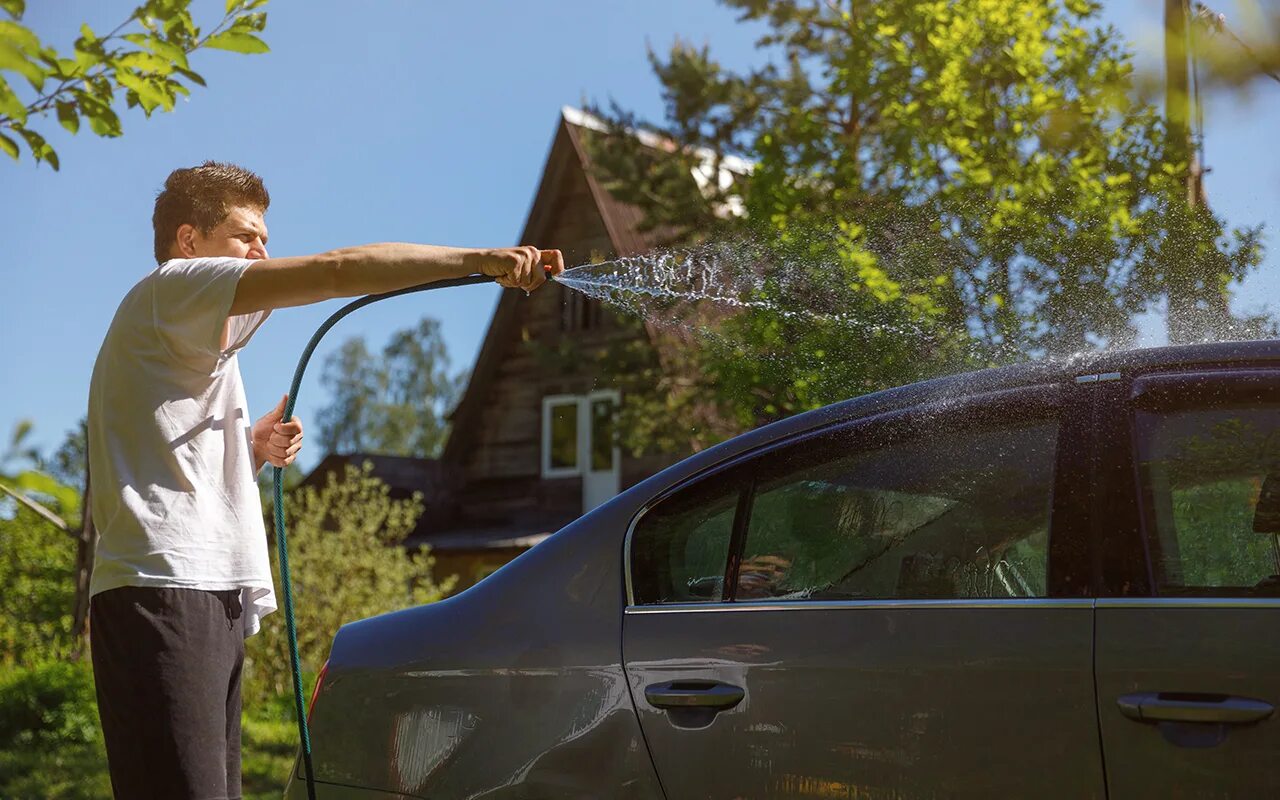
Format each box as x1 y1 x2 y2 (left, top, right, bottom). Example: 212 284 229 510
305 108 739 590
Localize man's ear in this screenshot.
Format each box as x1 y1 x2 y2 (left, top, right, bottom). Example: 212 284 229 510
174 223 199 258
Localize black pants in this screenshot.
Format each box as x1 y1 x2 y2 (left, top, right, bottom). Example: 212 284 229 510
90 586 245 800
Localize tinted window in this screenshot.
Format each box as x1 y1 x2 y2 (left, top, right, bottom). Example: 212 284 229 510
1136 404 1280 595
735 419 1058 601
631 476 739 605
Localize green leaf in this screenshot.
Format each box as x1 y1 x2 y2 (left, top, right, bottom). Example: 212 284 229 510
0 75 25 122
0 130 17 159
74 90 122 137
0 0 23 20
0 40 45 90
202 31 268 54
226 0 242 13
0 19 39 52
117 51 174 75
139 34 189 69
174 65 205 86
230 11 267 33
116 69 170 113
55 100 78 133
16 125 57 169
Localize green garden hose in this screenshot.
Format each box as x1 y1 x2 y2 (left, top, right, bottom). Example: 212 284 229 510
272 273 498 800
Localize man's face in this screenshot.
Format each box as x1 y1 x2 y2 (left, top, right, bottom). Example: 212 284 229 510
174 205 270 261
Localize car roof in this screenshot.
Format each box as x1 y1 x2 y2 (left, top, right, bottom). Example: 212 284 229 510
657 339 1280 487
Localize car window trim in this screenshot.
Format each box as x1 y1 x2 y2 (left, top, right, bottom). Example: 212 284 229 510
625 383 1063 608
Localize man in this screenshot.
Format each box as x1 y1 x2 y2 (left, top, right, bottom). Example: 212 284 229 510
87 161 563 799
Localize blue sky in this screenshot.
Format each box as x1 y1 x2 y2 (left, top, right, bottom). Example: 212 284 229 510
3 0 1277 472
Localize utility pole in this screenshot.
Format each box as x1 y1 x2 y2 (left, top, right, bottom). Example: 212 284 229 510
1165 0 1204 208
1164 0 1226 344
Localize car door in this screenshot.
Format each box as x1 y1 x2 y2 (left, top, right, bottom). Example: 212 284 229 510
622 383 1105 798
1094 368 1280 797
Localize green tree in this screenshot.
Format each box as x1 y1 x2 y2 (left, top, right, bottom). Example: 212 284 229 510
0 0 270 170
586 0 1266 451
246 462 455 706
316 317 467 458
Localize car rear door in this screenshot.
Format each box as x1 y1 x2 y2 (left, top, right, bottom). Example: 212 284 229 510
622 383 1105 798
1094 368 1280 797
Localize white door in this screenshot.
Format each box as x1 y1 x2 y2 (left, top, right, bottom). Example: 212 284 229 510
541 390 621 516
581 390 620 515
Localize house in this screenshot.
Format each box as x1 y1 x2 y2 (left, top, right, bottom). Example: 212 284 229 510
305 107 741 590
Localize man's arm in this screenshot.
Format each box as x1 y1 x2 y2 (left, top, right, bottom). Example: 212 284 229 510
229 243 564 316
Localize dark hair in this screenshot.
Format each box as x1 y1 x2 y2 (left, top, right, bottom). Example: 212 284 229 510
152 161 270 264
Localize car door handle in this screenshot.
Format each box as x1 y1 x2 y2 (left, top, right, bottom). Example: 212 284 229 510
1117 692 1275 725
645 680 745 711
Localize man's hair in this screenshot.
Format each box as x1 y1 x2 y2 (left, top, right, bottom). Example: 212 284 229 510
152 161 270 264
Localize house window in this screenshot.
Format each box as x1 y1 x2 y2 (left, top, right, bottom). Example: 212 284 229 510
543 396 581 476
560 290 602 332
541 391 621 479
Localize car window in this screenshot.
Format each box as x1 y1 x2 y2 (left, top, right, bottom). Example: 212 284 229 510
630 474 739 605
1135 404 1280 596
734 418 1059 601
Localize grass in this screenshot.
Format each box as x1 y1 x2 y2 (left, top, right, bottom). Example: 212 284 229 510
0 660 299 800
242 694 300 800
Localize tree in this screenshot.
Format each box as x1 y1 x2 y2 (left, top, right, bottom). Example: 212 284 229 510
585 0 1266 451
316 316 467 459
0 0 270 170
245 462 455 706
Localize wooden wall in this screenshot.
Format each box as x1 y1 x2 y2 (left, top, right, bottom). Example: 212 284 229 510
454 134 659 522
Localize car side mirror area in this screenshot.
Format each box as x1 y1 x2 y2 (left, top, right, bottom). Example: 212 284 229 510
1253 473 1280 534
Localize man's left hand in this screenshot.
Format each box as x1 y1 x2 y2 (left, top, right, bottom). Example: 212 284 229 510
253 394 304 472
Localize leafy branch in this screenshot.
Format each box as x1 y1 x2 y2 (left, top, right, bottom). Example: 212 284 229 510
0 0 271 170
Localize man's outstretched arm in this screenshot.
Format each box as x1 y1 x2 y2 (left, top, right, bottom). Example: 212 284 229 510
229 243 565 316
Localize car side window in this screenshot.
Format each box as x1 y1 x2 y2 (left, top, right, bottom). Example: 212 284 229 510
735 418 1059 601
630 474 739 605
1135 404 1280 595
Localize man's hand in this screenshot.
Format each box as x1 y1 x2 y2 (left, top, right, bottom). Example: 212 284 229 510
252 395 304 473
468 246 565 291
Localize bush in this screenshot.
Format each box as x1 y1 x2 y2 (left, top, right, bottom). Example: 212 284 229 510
246 462 455 706
0 660 110 800
0 496 79 668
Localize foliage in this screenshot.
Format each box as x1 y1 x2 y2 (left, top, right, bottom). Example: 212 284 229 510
0 448 82 668
586 0 1267 452
245 462 456 706
316 316 467 458
48 417 87 492
1 418 42 471
0 0 270 170
0 659 111 800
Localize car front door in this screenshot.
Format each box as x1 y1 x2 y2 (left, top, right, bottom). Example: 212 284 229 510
622 383 1105 798
1094 368 1280 797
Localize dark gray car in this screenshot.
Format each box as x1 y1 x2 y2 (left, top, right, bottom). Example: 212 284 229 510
286 340 1280 799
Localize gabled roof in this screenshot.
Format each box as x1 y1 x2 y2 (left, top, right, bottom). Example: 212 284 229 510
441 108 673 465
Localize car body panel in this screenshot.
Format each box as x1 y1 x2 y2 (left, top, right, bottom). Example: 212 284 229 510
1095 603 1280 797
1092 362 1280 797
284 496 665 799
625 602 1103 798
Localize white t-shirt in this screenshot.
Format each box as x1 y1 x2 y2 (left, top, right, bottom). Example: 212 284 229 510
87 256 276 637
